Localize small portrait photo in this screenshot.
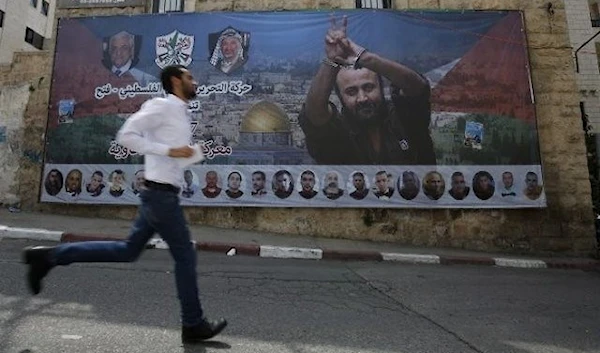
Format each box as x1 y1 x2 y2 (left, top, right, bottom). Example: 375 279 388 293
298 170 319 200
372 170 395 200
109 169 126 197
58 99 75 124
272 170 294 199
102 30 157 86
448 171 470 201
322 171 344 200
422 171 445 201
464 121 484 150
500 171 516 197
44 169 63 196
348 171 369 200
524 171 543 200
131 169 146 196
86 170 106 197
208 26 250 75
65 169 83 197
472 171 495 200
225 171 244 199
251 171 267 197
181 169 200 198
202 170 222 199
398 171 420 201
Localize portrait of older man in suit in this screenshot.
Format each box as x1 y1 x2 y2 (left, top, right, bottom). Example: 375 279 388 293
102 31 157 86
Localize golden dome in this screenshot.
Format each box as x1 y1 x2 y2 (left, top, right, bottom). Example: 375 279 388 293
240 101 290 133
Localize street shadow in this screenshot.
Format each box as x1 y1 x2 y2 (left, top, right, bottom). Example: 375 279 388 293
183 341 231 352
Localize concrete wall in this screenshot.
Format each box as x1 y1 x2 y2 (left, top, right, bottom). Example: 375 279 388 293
0 51 52 206
3 0 597 257
0 0 56 64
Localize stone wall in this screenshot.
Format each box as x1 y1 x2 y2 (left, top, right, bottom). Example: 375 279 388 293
7 0 597 257
0 51 52 207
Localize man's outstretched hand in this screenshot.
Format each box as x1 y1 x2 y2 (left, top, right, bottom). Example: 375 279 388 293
325 14 366 66
325 15 348 61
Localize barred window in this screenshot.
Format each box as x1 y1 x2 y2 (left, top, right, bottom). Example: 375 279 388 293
356 0 391 8
152 0 183 13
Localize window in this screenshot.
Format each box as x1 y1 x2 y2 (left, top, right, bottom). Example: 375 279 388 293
356 0 391 8
0 10 4 28
42 1 49 16
30 0 38 8
25 27 44 50
152 0 183 13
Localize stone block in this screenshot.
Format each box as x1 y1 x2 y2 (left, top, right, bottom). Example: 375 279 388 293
533 91 579 106
525 9 568 34
526 32 571 50
196 0 234 11
528 48 575 71
530 68 578 93
408 0 440 9
394 0 409 9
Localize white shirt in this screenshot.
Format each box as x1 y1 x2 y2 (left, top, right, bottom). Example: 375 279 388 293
116 94 191 187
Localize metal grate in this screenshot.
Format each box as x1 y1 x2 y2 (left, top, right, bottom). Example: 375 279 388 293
355 0 391 9
152 0 183 13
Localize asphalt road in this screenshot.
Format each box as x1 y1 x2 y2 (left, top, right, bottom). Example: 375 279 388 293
0 238 599 353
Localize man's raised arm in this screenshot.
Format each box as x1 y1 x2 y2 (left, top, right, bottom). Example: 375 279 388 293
357 51 429 97
303 15 353 127
336 36 429 97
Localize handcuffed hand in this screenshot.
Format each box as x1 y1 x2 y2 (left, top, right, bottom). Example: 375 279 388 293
324 15 366 66
325 15 348 61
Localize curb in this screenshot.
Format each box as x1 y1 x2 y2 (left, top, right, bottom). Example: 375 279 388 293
0 225 63 242
2 226 599 271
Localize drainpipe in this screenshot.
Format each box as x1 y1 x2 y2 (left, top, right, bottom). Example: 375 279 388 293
574 29 600 73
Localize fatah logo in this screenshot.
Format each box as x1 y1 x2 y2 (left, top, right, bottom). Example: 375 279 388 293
399 139 410 151
155 30 194 69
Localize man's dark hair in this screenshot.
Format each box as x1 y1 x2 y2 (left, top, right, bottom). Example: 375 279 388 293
161 65 186 94
252 171 266 180
301 170 315 178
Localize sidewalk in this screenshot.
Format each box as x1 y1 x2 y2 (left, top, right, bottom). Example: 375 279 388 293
1 208 598 271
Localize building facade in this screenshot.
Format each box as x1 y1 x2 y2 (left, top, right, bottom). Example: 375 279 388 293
0 0 56 64
0 0 597 256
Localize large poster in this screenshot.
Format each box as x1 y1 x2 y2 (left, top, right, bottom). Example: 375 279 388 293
41 10 546 208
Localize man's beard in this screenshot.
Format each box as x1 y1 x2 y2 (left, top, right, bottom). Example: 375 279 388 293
185 85 197 100
186 89 197 100
343 100 386 128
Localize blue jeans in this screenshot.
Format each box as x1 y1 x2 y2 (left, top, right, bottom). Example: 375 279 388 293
51 187 204 326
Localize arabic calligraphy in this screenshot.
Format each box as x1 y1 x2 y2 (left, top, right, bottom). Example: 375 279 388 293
95 82 163 100
94 81 252 101
196 81 252 97
188 100 200 112
199 139 233 160
108 140 139 160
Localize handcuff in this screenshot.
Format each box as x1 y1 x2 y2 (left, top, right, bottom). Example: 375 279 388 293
322 47 367 70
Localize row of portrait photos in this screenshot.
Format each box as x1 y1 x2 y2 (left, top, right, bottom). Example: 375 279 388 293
42 166 545 204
